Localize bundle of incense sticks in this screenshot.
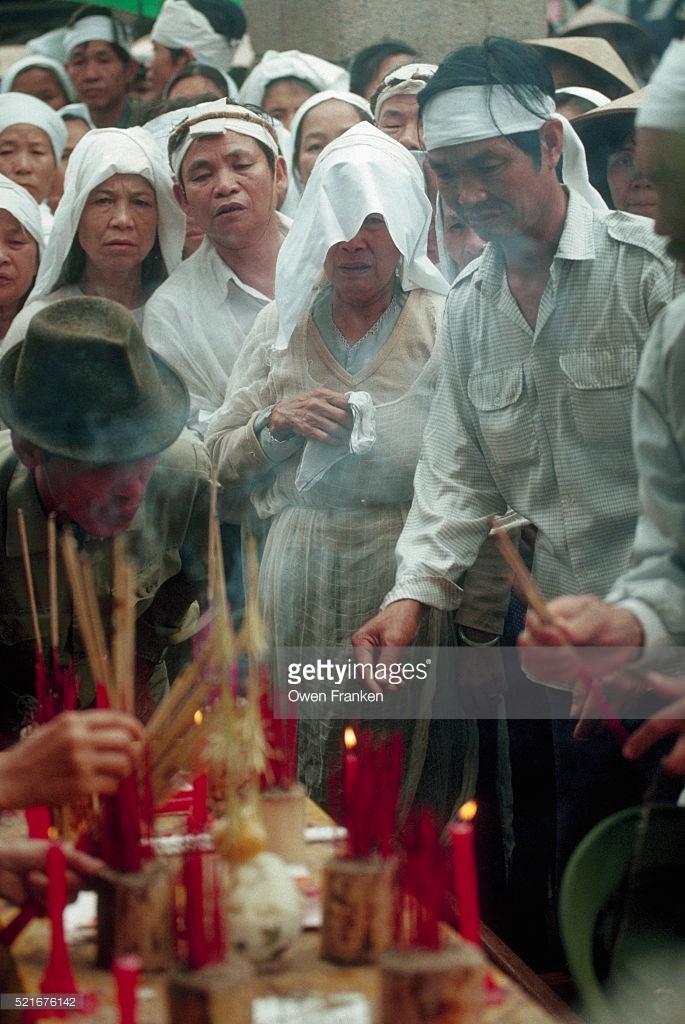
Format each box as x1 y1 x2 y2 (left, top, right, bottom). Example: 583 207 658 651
17 511 80 725
394 811 450 951
258 667 297 791
343 730 403 860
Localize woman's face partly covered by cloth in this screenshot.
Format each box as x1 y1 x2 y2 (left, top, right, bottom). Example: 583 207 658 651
323 214 400 306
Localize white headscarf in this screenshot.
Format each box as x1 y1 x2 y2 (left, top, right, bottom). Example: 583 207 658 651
152 0 241 72
274 122 449 351
636 41 685 136
239 50 349 108
422 84 607 211
58 102 95 130
287 89 372 200
0 55 76 104
0 173 45 256
0 93 66 163
28 127 184 301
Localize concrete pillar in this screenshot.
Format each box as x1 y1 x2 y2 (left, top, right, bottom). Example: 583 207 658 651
243 0 547 67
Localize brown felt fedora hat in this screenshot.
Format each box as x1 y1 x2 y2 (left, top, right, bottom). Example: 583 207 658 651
0 296 189 464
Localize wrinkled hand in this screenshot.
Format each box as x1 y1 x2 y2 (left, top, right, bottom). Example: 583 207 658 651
0 839 105 908
623 673 685 774
518 595 643 684
268 389 353 445
0 710 143 810
351 600 426 693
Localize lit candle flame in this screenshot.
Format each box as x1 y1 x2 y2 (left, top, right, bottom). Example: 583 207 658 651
193 708 203 726
344 726 357 752
458 800 477 823
47 825 59 841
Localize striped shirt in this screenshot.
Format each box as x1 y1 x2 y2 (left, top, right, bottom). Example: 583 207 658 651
384 191 682 609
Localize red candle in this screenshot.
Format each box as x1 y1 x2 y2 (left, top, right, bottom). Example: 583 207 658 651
190 773 208 831
41 843 78 995
449 800 481 946
183 849 208 969
113 953 141 1024
343 726 358 822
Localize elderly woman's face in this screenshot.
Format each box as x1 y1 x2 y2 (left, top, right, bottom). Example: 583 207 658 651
324 214 400 302
296 100 366 186
0 209 39 314
0 123 56 203
78 173 158 277
12 67 69 111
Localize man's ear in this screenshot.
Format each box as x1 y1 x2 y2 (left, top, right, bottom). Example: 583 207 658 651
11 432 45 469
540 118 564 171
173 179 189 213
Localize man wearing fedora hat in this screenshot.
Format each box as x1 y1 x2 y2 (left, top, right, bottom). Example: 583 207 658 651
0 294 210 742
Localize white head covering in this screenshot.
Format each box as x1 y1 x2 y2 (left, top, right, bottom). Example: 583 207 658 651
26 28 68 63
239 49 349 108
554 85 611 110
0 173 45 256
373 62 437 118
422 84 607 211
167 98 280 176
0 93 66 163
274 122 449 351
636 41 685 136
63 14 131 58
28 127 184 302
58 102 95 129
0 55 76 104
152 0 241 72
287 89 372 198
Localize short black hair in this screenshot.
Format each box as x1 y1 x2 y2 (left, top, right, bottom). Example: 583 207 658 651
418 37 556 168
187 0 246 41
348 40 417 97
66 4 131 65
162 61 232 100
263 75 317 101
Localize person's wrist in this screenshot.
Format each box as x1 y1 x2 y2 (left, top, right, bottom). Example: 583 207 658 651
267 404 296 441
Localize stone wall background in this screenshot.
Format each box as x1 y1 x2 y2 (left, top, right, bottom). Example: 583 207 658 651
243 0 547 66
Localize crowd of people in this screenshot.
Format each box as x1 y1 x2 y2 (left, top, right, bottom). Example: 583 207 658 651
1 0 685 984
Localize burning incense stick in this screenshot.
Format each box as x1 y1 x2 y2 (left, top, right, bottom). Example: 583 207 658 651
17 508 43 655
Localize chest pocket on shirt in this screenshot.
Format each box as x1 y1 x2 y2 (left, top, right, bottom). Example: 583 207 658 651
559 347 637 448
467 365 539 467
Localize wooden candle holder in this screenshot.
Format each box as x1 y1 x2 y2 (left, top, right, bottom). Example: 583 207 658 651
320 856 394 965
259 783 307 864
379 943 486 1024
96 859 175 971
167 957 254 1024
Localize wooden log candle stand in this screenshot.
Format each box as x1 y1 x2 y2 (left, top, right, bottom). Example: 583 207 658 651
166 957 254 1024
320 855 394 965
96 859 175 971
379 942 487 1024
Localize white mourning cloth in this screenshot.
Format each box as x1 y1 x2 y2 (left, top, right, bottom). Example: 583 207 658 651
0 173 45 256
152 0 241 72
63 15 131 57
373 62 438 118
26 127 184 302
0 93 66 163
0 56 76 104
422 84 607 211
636 40 685 135
239 49 349 107
168 99 279 177
274 121 448 351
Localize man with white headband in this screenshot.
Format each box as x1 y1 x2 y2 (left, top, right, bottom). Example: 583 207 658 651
148 0 246 101
353 38 681 884
64 4 141 128
521 40 685 776
144 99 288 432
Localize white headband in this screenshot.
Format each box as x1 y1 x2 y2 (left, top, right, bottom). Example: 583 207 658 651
422 84 607 211
168 100 279 176
374 63 437 118
64 15 130 57
554 86 611 110
152 0 240 72
636 41 685 136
